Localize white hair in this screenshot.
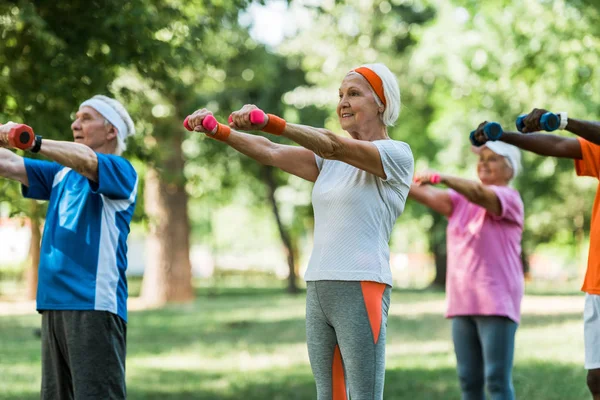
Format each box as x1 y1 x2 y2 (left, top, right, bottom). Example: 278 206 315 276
83 95 135 156
352 63 401 127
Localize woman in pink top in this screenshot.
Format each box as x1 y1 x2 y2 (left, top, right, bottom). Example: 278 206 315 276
409 140 524 400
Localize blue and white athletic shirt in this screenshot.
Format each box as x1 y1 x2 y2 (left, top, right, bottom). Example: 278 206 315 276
22 154 138 322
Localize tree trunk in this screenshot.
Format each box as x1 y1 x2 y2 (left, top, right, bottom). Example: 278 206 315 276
262 166 299 294
429 212 447 289
141 130 194 307
521 247 530 280
24 200 42 300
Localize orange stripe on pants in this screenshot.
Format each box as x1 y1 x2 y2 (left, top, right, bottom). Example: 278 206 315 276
332 344 347 400
360 281 387 345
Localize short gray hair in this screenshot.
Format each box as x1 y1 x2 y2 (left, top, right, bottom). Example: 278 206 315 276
82 95 135 156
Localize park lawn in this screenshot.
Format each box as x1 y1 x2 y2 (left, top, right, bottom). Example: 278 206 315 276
0 286 589 399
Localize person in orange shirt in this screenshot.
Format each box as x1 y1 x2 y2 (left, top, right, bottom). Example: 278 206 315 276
472 109 600 400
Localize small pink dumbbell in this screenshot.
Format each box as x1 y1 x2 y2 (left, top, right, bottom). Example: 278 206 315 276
227 109 266 126
183 115 218 133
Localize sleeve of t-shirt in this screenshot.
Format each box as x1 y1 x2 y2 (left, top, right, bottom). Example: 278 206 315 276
373 140 414 190
89 154 138 200
314 154 325 171
447 189 465 220
488 186 524 226
21 159 64 201
575 137 600 179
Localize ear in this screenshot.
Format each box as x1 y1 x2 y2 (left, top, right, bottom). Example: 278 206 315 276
378 107 384 114
106 124 118 141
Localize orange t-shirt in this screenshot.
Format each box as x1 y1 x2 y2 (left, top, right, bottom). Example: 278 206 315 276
575 137 600 294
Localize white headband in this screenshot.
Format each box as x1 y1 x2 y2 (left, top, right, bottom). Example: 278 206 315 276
80 99 128 142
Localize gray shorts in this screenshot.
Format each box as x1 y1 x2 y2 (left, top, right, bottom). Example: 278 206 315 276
41 310 127 400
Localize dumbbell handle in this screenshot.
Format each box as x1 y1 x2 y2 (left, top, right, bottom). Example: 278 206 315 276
227 109 266 126
183 115 218 133
469 122 503 147
0 123 34 150
516 112 560 132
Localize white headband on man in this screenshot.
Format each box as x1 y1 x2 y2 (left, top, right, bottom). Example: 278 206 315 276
80 98 129 142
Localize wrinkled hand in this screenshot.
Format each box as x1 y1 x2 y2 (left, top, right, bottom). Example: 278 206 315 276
413 170 442 186
229 104 268 131
187 109 216 134
521 108 549 133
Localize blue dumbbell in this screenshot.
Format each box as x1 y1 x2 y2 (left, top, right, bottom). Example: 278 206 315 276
516 112 560 132
470 122 503 147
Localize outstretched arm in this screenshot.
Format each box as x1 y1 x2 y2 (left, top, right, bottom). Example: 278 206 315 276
0 123 100 182
0 148 27 185
186 109 319 182
564 119 600 147
408 179 453 217
36 140 99 182
500 132 582 159
520 108 600 147
412 170 501 216
472 120 582 159
228 105 388 179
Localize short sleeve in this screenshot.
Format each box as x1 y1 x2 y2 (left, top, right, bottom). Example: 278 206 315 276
373 140 414 189
575 137 600 178
90 154 138 200
447 189 465 219
314 153 324 171
21 159 63 200
489 186 524 226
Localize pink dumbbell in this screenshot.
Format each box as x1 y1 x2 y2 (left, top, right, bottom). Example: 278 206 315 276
183 115 218 133
227 109 266 126
413 173 441 185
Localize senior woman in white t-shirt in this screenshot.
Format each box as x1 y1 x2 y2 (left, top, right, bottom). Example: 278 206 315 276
186 63 414 400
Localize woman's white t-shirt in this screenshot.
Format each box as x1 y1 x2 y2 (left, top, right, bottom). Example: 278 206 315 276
304 139 414 286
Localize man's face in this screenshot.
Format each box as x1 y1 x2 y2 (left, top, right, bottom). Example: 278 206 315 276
71 106 116 150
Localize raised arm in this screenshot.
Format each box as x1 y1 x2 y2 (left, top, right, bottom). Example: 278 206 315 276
228 105 387 179
0 122 100 182
499 132 582 159
412 170 501 216
440 174 502 216
0 148 28 185
282 124 387 179
472 120 582 159
564 119 600 146
36 139 99 182
226 131 319 182
408 174 453 217
520 108 600 147
186 109 320 182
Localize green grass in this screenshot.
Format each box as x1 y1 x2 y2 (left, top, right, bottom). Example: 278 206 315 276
0 287 589 399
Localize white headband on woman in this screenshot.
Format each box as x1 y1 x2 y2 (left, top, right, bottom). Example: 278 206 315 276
80 98 129 142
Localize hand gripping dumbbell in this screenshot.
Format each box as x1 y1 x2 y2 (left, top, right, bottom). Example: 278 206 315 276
0 123 34 150
469 122 503 147
516 112 560 132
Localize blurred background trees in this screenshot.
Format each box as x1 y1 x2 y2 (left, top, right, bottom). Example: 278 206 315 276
1 0 599 301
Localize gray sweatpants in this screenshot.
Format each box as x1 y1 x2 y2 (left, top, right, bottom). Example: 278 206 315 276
41 310 127 400
306 280 391 400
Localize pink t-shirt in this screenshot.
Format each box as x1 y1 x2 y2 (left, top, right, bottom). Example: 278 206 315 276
445 186 525 323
